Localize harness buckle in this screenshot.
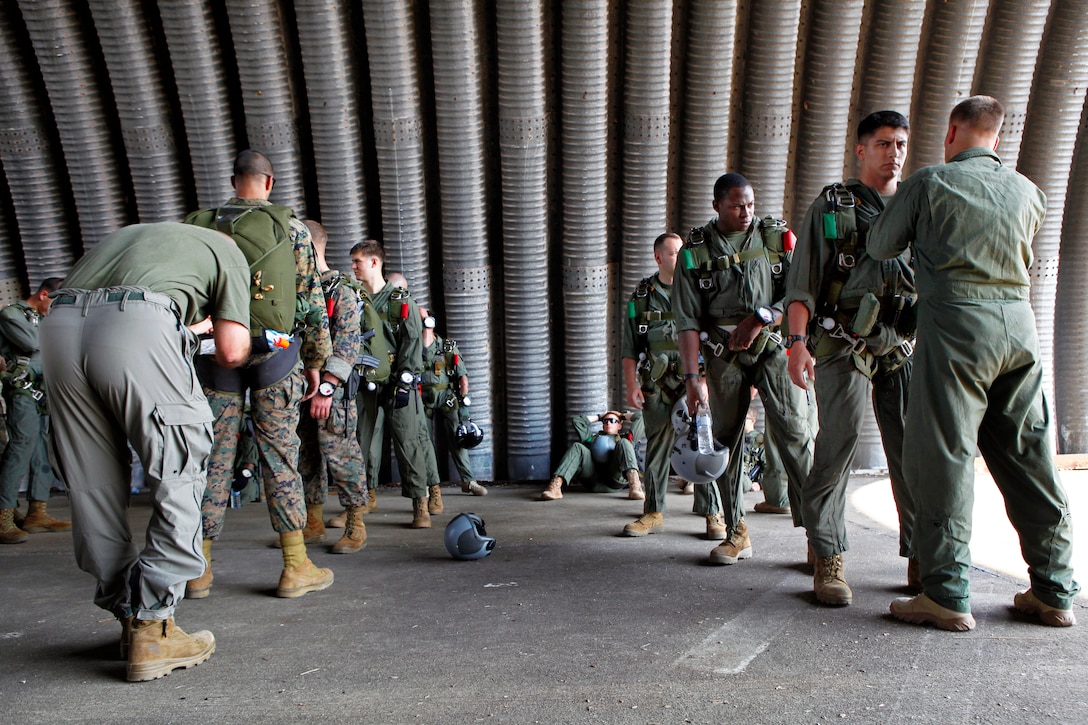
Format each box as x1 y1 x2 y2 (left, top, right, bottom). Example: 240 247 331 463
899 339 914 357
770 262 784 276
698 277 713 291
825 185 856 211
703 338 725 359
838 252 856 269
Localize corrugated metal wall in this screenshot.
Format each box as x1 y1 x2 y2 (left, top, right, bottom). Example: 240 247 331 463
1 0 1086 478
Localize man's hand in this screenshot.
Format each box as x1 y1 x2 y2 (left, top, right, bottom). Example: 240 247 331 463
301 368 321 402
626 383 645 410
729 315 764 351
309 394 332 420
684 377 709 419
188 316 214 336
459 375 470 397
787 343 816 390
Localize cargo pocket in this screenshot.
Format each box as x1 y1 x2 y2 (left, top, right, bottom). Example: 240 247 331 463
324 398 348 437
147 401 215 482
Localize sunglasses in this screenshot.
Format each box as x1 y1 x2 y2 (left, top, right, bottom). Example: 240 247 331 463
601 417 620 425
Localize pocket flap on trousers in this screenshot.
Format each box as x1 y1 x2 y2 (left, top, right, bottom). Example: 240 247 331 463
154 401 214 426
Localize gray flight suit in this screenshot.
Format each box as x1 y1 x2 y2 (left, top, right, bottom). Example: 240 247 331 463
868 148 1079 613
785 179 916 559
674 218 815 531
622 273 721 516
40 223 250 621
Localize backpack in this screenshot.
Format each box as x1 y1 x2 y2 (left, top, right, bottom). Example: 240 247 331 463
184 203 297 336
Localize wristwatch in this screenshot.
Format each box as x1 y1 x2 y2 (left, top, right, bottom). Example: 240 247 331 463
785 334 807 348
755 306 775 325
398 369 415 386
317 381 337 398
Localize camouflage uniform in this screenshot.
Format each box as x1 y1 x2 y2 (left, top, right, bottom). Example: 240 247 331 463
298 270 367 509
355 282 439 499
421 334 475 484
0 301 54 510
198 199 332 538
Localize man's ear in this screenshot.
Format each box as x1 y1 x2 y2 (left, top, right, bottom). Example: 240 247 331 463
944 123 956 148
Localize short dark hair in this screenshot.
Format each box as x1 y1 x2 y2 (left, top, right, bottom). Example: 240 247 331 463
38 277 63 294
653 232 682 252
857 111 909 143
950 95 1004 135
350 238 385 264
233 149 273 178
713 173 752 202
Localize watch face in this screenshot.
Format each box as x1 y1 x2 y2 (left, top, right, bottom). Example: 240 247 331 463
399 370 414 385
758 307 774 324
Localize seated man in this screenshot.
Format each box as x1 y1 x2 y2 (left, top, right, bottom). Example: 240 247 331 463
539 411 644 501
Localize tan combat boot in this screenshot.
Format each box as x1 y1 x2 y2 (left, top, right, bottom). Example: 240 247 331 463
364 487 378 513
302 503 326 543
126 617 215 682
814 554 853 606
411 497 431 529
20 500 72 533
622 511 663 537
539 476 563 501
705 512 726 540
326 510 347 528
330 506 367 554
461 480 488 496
0 508 29 544
119 615 134 660
708 518 752 565
626 470 645 500
276 530 334 598
186 539 214 599
427 485 444 514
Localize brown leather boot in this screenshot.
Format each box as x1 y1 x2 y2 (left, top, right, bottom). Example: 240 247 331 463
326 510 347 528
427 485 444 514
411 497 431 529
186 539 214 599
330 506 367 553
705 513 726 540
302 503 326 543
20 500 71 533
814 554 853 606
539 476 563 501
126 617 215 682
708 519 752 565
276 530 334 598
622 512 663 537
0 508 29 544
364 487 378 513
626 470 645 500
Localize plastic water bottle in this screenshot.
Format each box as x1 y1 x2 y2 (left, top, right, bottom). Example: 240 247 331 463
696 403 715 455
229 490 243 509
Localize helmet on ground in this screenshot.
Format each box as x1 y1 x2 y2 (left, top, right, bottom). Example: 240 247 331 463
456 420 485 449
589 432 617 464
444 512 496 560
670 428 729 484
670 397 693 436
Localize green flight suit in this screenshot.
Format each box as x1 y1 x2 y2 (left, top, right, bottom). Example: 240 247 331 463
552 413 641 492
298 270 367 509
41 222 250 620
0 301 54 509
868 148 1079 613
785 179 916 559
674 218 815 531
421 334 476 484
622 273 721 516
355 282 439 500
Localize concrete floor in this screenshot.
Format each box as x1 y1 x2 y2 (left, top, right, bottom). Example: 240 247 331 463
1 471 1085 724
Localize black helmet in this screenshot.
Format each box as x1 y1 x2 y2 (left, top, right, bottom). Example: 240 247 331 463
444 513 496 560
456 420 485 449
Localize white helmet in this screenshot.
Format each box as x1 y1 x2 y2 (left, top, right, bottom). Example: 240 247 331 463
671 425 729 484
670 397 693 436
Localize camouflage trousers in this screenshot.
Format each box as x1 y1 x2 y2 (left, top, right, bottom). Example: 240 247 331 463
298 386 367 508
201 368 307 538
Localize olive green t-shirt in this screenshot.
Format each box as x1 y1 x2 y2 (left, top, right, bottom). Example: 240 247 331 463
63 222 251 327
